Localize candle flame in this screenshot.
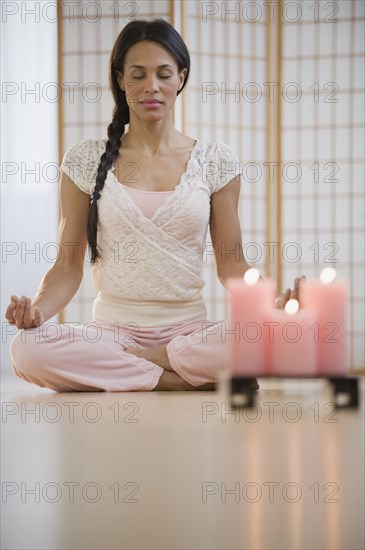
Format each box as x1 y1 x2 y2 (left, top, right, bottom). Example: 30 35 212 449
285 299 299 315
320 267 337 284
244 268 260 285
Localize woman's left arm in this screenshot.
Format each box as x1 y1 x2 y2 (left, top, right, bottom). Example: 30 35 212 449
209 177 305 309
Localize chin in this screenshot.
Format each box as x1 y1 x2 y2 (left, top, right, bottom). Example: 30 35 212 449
139 109 171 121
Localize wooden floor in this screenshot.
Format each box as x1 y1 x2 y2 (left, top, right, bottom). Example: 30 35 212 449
1 373 364 550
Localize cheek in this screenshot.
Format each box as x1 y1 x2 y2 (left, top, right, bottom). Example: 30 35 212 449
125 82 141 101
164 81 180 97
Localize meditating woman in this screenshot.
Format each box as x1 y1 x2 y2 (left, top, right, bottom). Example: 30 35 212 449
6 18 303 392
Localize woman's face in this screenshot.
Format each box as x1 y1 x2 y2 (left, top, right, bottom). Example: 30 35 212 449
117 40 187 122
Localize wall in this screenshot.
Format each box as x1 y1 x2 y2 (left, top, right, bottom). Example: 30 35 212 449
1 3 59 370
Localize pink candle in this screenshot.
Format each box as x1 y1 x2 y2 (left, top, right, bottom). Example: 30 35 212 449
226 269 276 376
301 268 348 375
264 300 317 376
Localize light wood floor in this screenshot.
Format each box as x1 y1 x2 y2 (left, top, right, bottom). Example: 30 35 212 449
1 373 364 550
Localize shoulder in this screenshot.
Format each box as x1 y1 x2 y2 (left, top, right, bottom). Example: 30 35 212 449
60 138 107 194
198 140 241 194
199 140 240 162
61 138 107 165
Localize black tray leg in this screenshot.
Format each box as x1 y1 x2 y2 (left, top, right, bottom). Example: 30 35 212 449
328 377 359 409
230 377 256 408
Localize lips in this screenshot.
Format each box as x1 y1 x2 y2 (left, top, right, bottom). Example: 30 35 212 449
140 99 163 105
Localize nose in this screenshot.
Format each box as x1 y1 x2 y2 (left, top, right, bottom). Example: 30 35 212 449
143 73 159 93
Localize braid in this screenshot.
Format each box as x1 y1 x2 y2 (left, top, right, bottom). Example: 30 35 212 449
87 100 129 264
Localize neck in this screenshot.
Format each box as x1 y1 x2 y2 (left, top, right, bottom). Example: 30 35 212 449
122 116 182 155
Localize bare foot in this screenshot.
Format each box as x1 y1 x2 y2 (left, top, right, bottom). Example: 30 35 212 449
124 345 173 371
152 370 216 391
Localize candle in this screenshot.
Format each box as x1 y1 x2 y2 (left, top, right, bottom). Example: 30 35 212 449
265 299 317 376
226 268 276 376
301 268 348 375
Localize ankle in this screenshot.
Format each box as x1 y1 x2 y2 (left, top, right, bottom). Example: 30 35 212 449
154 345 173 371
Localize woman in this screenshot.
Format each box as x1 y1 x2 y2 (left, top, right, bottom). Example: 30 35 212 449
6 19 304 392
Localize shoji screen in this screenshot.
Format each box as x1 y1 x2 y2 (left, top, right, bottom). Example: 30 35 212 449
280 0 364 372
181 0 268 321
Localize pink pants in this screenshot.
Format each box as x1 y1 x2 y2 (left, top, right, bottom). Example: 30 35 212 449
9 317 230 392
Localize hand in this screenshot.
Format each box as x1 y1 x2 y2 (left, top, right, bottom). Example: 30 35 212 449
275 275 306 310
5 295 45 329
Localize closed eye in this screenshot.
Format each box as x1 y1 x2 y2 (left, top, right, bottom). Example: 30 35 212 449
131 74 172 80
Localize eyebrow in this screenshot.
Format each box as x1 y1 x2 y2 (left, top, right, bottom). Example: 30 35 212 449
128 64 174 69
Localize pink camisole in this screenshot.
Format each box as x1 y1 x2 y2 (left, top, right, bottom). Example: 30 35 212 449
120 183 175 218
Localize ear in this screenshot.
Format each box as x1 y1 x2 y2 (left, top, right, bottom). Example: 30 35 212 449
115 70 124 90
178 68 188 91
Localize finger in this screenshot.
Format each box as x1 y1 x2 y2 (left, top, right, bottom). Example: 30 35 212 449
33 308 42 327
278 290 290 302
13 295 27 327
290 279 299 301
6 295 19 320
289 291 298 302
276 290 290 309
275 294 283 309
297 275 307 308
5 302 16 323
279 289 291 309
298 273 306 287
23 298 32 327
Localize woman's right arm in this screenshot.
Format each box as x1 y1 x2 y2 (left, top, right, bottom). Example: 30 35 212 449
5 171 91 329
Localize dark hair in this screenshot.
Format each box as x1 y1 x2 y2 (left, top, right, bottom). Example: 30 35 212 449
87 18 191 264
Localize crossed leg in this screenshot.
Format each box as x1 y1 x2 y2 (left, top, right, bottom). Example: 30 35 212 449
125 344 258 391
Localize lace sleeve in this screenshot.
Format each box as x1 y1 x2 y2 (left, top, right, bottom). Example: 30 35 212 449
208 142 242 194
59 139 100 195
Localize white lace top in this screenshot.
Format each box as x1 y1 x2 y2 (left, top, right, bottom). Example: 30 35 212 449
60 137 242 326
